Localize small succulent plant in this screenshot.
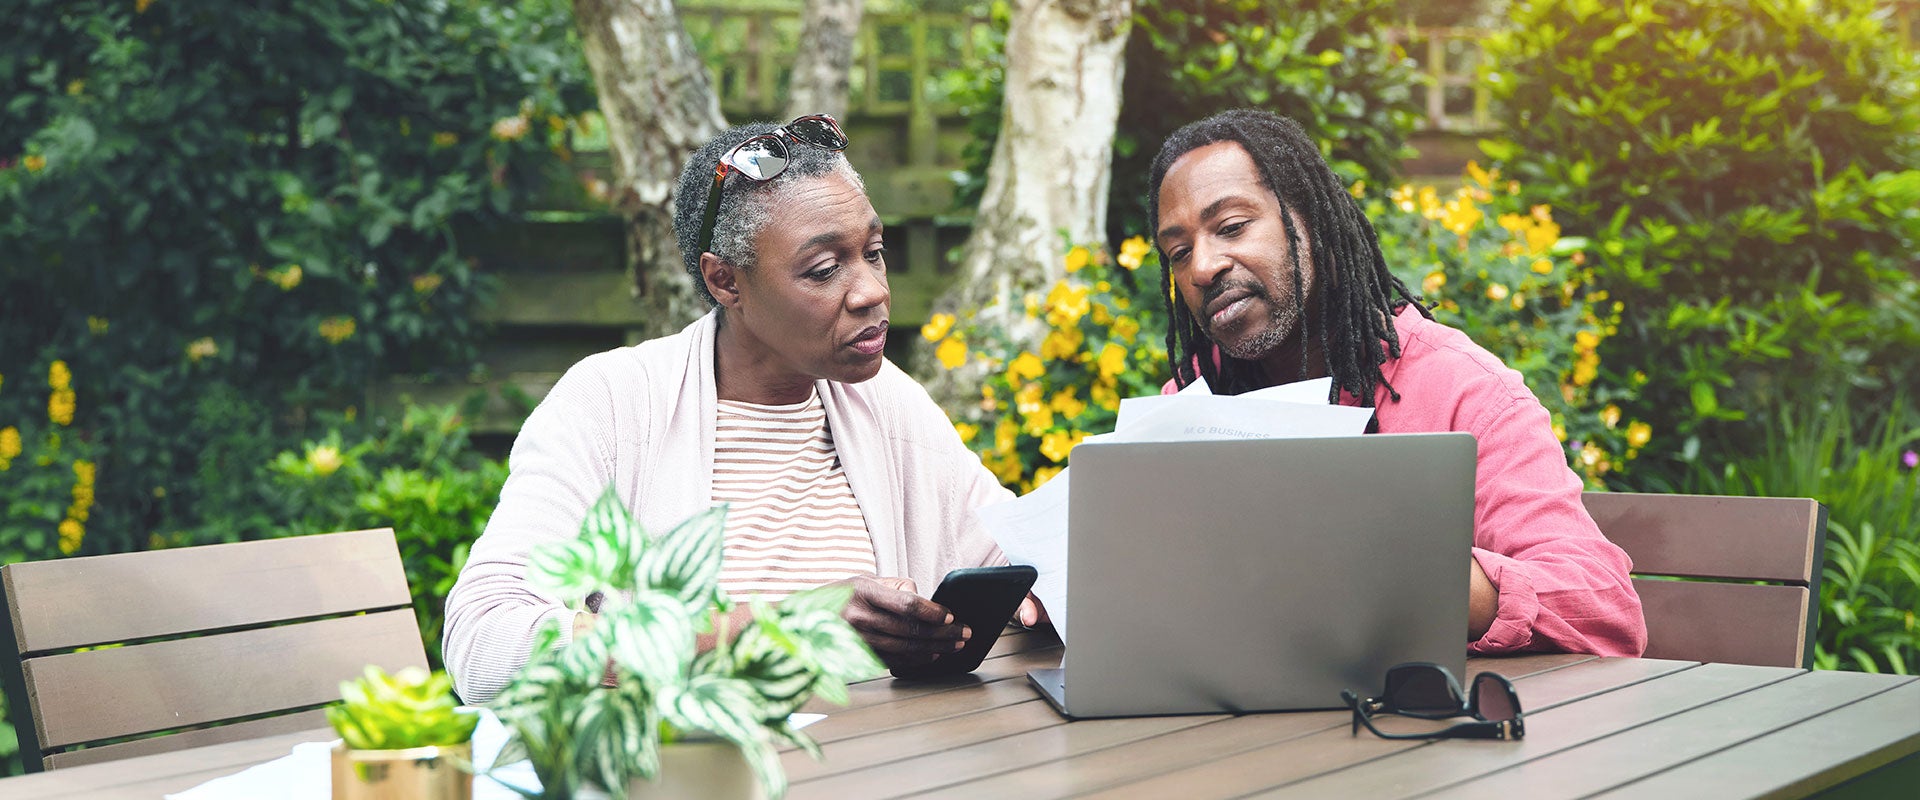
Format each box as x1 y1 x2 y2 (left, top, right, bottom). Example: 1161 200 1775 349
328 665 480 750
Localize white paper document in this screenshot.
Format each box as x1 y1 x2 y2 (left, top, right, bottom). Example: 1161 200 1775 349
976 377 1372 645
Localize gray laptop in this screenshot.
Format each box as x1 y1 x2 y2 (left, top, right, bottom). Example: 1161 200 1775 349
1029 433 1476 719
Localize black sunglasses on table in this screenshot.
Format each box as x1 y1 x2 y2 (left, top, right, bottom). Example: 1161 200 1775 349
1341 662 1525 741
694 114 850 258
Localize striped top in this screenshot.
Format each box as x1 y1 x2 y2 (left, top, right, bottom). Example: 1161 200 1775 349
711 389 877 600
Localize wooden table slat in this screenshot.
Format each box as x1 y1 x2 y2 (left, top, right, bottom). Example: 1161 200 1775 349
1078 658 1702 800
1417 670 1915 800
1255 662 1802 800
912 653 1600 800
1587 677 1920 800
0 728 330 798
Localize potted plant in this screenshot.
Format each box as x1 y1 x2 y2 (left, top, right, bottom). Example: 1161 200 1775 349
328 665 481 800
489 487 884 800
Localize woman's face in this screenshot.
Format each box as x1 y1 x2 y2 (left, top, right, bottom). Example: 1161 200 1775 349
725 172 891 386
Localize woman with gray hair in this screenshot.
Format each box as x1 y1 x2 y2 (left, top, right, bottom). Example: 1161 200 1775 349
443 116 1033 703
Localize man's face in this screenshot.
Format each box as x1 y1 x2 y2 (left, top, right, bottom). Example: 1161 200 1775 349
1155 141 1314 362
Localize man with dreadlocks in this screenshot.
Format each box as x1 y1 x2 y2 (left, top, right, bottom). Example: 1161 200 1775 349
1147 109 1645 657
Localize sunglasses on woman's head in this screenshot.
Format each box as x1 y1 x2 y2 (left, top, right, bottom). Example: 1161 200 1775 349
695 114 850 258
1341 662 1525 741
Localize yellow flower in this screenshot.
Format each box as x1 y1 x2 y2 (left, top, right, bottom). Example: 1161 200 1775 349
59 519 84 555
936 337 969 370
87 316 109 335
1045 282 1092 326
1015 382 1045 415
1497 213 1529 237
1417 186 1442 219
1574 330 1600 351
66 79 85 96
1096 343 1127 378
1348 180 1366 198
1600 405 1621 429
1440 195 1482 238
318 316 357 344
0 426 20 470
988 453 1023 485
68 460 95 522
136 0 154 12
491 115 531 142
1091 378 1120 411
1551 419 1567 443
1531 258 1553 275
994 417 1018 454
1422 271 1446 296
186 337 219 363
273 264 303 290
1572 350 1599 387
1466 161 1499 190
49 360 71 391
1050 387 1087 419
1032 465 1064 488
1021 405 1054 437
49 389 75 426
1040 431 1076 463
1626 421 1652 449
1040 326 1084 361
954 423 980 444
1090 303 1113 327
1525 217 1561 255
1111 315 1141 342
1391 185 1416 213
1485 283 1510 302
1510 292 1526 311
1065 246 1091 273
921 312 956 342
1006 352 1045 384
412 274 443 294
306 444 344 477
23 154 46 173
432 132 458 148
1117 236 1152 271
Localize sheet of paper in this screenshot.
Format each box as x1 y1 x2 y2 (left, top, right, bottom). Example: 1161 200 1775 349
977 377 1370 648
974 467 1073 643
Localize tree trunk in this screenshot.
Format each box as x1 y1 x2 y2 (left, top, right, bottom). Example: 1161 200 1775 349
924 0 1132 400
573 0 727 338
785 0 864 122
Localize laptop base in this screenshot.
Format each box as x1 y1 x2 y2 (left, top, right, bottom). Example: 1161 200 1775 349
1027 668 1078 720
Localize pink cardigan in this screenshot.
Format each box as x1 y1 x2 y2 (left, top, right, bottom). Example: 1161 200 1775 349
1165 306 1648 657
444 312 1011 703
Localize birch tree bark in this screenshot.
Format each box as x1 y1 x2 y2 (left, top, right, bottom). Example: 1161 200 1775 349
573 0 727 338
785 0 864 122
925 0 1132 398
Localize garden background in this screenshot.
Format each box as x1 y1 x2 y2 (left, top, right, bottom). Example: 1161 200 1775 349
4 0 1919 775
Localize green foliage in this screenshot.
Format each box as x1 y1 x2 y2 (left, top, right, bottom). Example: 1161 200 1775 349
259 404 510 669
1679 393 1920 675
0 0 592 555
1480 0 1920 485
922 239 1170 491
329 666 480 751
1369 169 1649 484
491 490 883 800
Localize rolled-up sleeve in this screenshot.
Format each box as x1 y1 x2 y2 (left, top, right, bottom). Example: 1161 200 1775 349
1466 397 1646 657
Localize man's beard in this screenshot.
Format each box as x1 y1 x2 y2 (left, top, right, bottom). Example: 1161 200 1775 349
1200 279 1300 360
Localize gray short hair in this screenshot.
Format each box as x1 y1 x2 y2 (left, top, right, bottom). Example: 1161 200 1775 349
672 121 867 305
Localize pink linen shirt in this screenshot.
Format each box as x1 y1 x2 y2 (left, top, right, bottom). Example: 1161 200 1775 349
1163 305 1647 657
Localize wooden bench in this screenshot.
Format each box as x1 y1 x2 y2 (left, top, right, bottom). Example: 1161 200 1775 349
1584 492 1828 669
0 529 426 771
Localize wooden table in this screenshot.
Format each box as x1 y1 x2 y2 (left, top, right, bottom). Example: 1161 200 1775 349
5 628 1919 798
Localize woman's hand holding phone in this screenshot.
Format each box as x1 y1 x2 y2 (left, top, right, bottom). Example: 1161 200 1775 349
840 576 971 669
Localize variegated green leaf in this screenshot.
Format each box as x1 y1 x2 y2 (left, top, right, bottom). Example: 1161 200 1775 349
810 675 851 707
740 738 788 800
779 581 854 619
655 675 767 746
733 652 814 717
527 536 621 602
580 484 646 565
605 589 697 685
641 504 727 606
770 718 824 762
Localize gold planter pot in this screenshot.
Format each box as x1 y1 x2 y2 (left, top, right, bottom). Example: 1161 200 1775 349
330 741 474 800
626 741 766 800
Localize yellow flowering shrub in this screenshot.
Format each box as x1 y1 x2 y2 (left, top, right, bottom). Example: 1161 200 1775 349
923 239 1170 493
0 364 105 561
1373 164 1649 485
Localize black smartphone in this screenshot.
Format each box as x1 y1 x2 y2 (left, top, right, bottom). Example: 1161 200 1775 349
890 565 1039 680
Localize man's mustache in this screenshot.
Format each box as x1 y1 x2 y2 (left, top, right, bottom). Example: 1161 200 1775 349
1201 279 1268 313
